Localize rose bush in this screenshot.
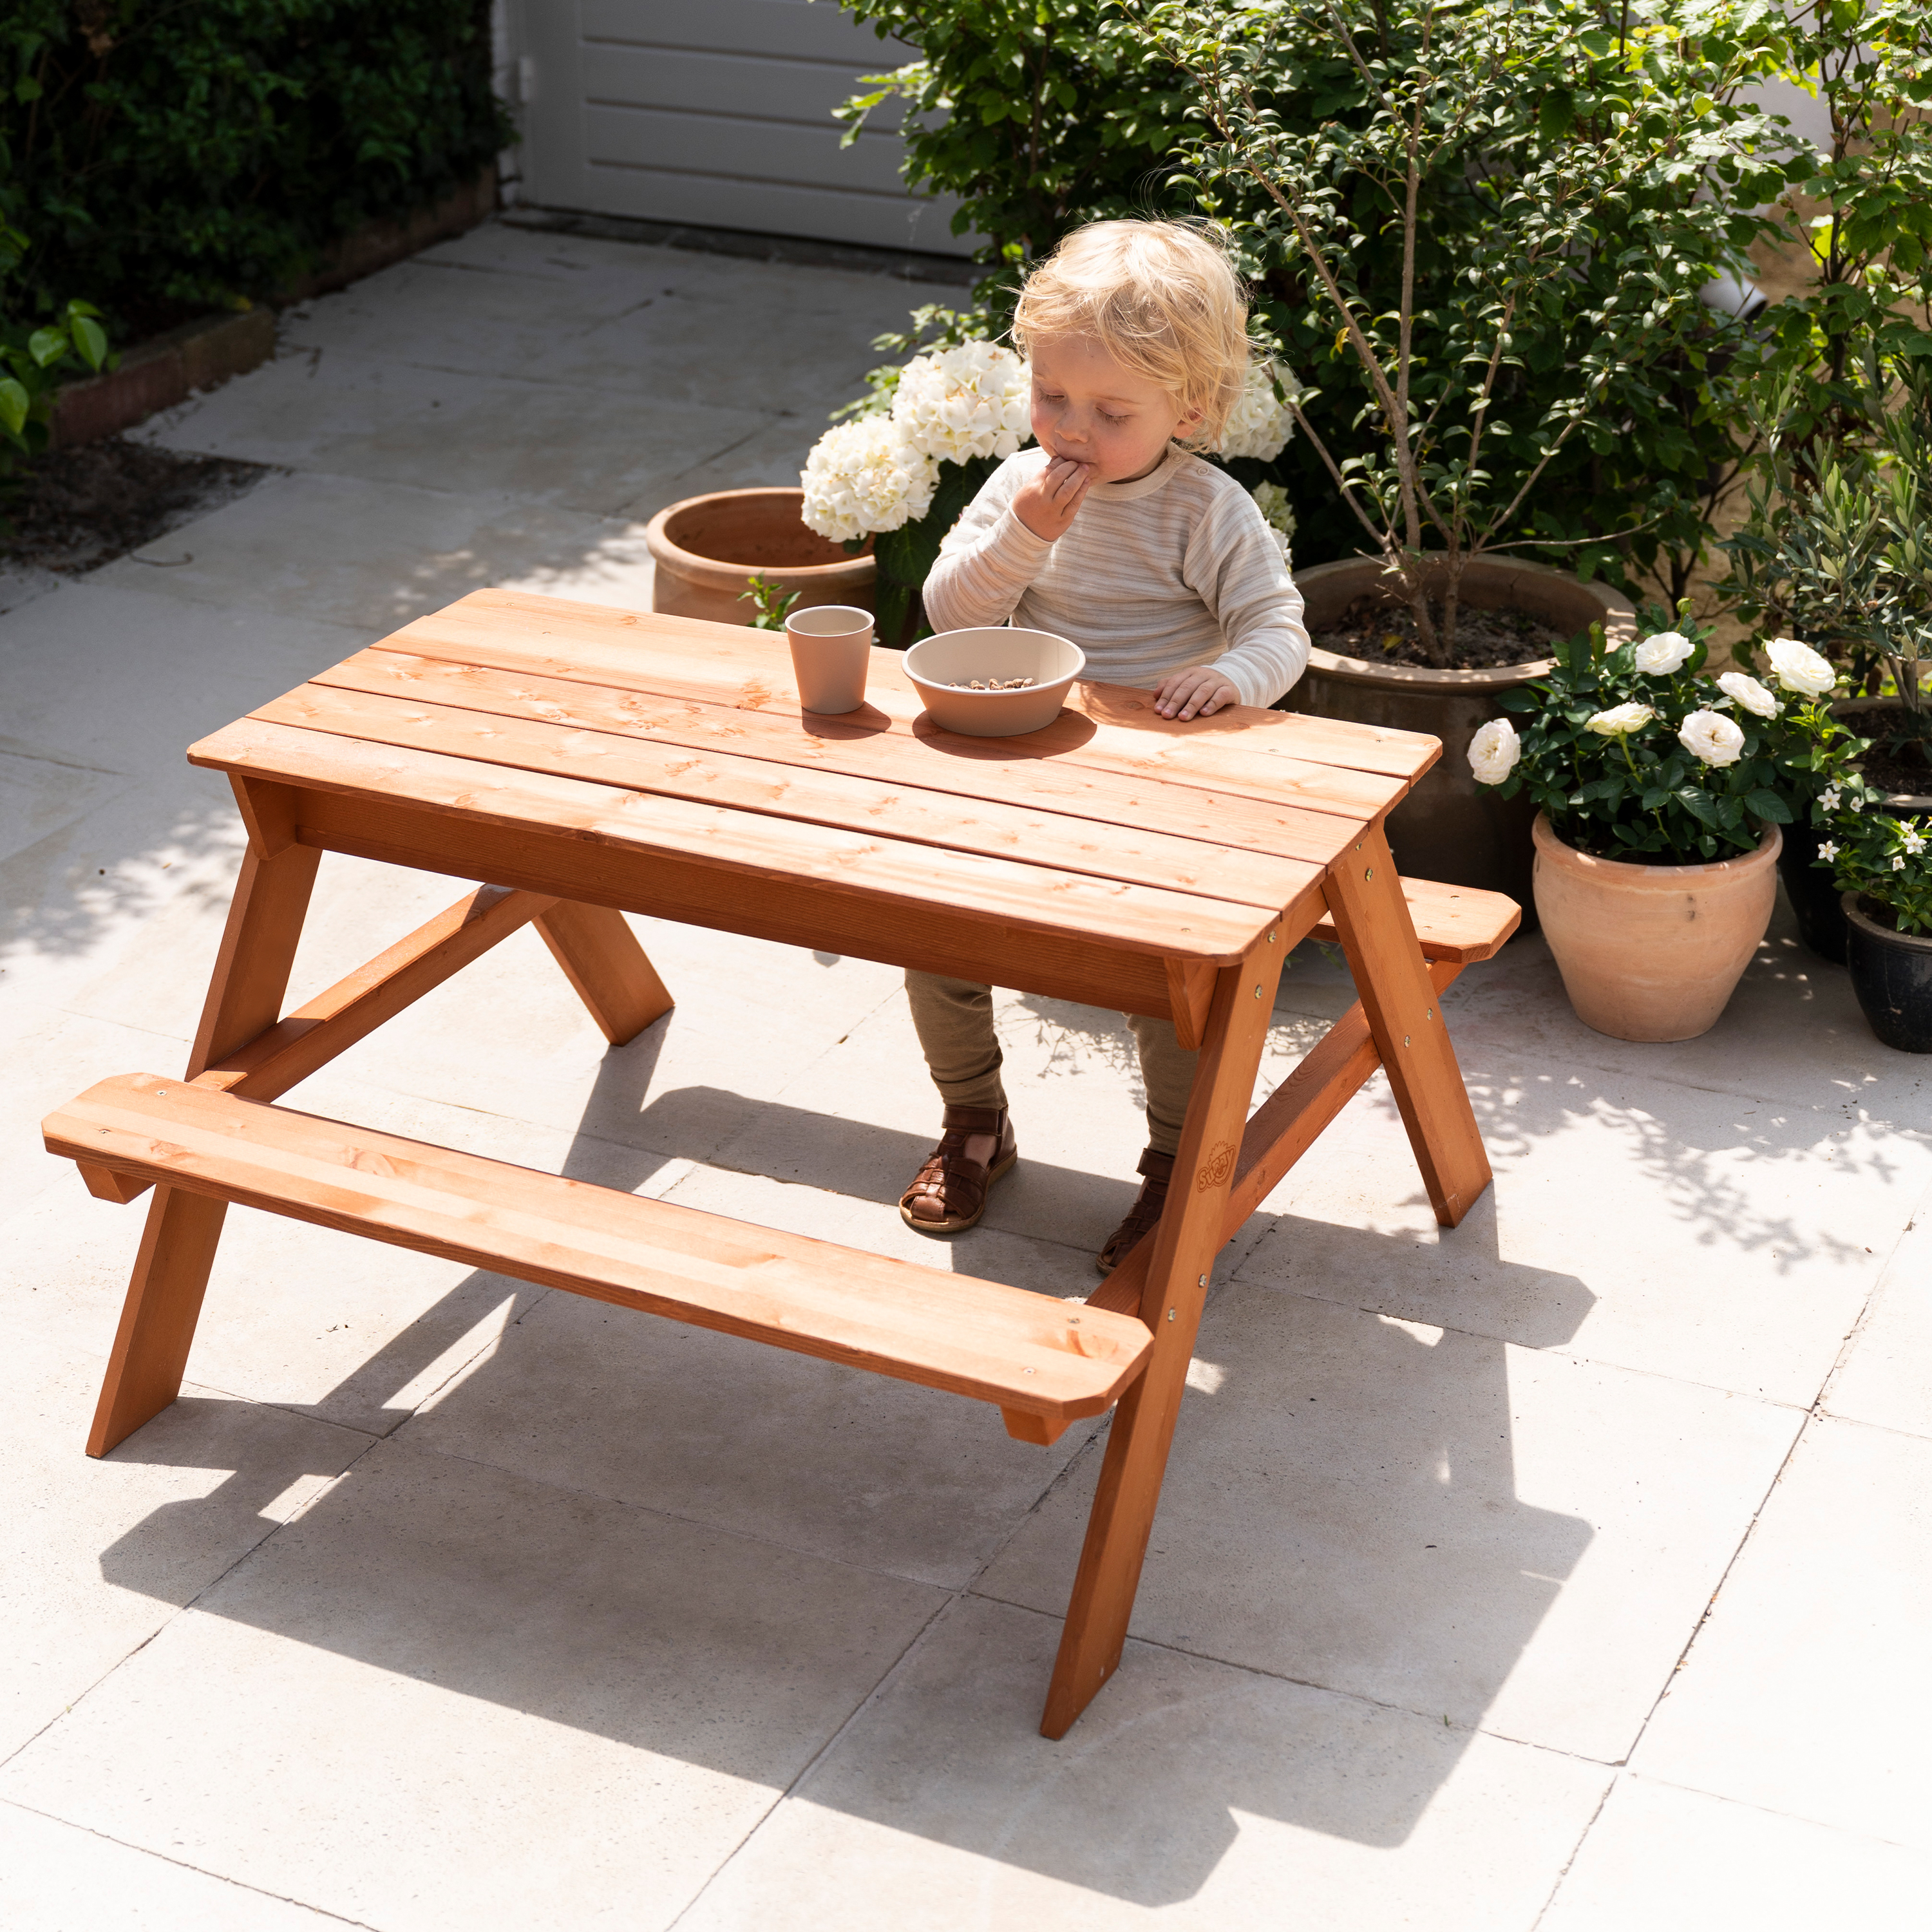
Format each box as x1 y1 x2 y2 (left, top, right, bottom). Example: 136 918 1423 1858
1470 607 1844 862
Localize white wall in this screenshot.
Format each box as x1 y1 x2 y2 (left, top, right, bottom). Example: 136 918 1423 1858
497 0 973 256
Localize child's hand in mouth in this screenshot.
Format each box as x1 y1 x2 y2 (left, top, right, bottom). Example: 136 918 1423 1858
1013 451 1095 540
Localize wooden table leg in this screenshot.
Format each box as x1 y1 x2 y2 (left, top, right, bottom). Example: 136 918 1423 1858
533 901 673 1045
1322 822 1491 1227
1041 924 1285 1738
88 838 320 1457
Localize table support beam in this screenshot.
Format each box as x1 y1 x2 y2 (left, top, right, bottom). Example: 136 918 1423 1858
1041 926 1285 1739
531 901 674 1045
1323 824 1491 1227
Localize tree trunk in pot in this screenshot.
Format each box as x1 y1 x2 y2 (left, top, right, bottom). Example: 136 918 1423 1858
645 488 876 625
1279 556 1636 913
1532 814 1781 1042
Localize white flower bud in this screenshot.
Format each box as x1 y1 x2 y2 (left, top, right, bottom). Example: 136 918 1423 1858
1586 703 1654 737
1716 671 1778 718
1467 717 1521 785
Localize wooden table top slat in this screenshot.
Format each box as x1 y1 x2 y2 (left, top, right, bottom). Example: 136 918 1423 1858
314 645 1369 866
431 588 1443 782
388 595 1424 817
255 683 1321 914
191 718 1282 962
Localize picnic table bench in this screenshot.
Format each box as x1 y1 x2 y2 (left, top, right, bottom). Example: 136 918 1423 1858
43 589 1518 1738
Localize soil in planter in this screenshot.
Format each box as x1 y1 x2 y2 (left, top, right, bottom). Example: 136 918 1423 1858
1313 594 1569 670
3 437 270 576
1847 701 1932 799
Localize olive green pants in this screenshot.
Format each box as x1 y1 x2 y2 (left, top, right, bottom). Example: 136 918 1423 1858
903 969 1198 1157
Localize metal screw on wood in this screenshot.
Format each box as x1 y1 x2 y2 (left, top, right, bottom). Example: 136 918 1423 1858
1404 1035 1411 1046
1365 866 1374 881
1167 1309 1177 1321
1197 1274 1208 1287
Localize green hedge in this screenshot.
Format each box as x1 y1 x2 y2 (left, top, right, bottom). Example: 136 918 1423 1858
1 0 507 337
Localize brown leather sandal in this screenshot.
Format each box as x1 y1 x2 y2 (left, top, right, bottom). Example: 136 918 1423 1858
899 1104 1018 1235
1095 1148 1175 1274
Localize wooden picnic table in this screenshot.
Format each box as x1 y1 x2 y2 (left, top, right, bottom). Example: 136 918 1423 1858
43 588 1519 1739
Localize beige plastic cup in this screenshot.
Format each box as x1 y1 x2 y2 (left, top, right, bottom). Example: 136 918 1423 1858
784 604 873 714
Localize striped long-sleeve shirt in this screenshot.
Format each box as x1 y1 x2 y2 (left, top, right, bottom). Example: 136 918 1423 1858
921 444 1310 709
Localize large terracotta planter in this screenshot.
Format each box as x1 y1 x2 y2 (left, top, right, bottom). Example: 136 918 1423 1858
1280 556 1637 911
645 488 875 625
1532 813 1781 1042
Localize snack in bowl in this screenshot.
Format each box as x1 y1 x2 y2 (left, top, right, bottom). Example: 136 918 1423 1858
904 627 1085 737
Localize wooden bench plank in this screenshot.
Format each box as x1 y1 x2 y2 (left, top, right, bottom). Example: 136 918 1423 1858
46 1075 1154 1424
188 720 1285 964
404 589 1443 783
1307 876 1521 963
321 648 1368 869
255 681 1324 914
384 595 1419 819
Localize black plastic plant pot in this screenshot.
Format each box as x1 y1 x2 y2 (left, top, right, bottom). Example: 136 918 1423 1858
1843 893 1932 1054
1778 819 1850 964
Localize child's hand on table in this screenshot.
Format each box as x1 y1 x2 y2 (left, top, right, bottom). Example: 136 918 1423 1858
1154 667 1241 721
1012 455 1094 540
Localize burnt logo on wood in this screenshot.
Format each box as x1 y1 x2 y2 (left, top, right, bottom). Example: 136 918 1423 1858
1195 1141 1236 1191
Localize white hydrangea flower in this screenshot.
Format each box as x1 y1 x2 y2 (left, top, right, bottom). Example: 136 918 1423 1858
1586 703 1654 736
1818 840 1840 860
1212 363 1300 461
1466 717 1521 785
1765 636 1838 697
1250 481 1296 562
799 415 938 542
1633 630 1693 674
1679 708 1747 766
1716 670 1778 718
890 339 1032 464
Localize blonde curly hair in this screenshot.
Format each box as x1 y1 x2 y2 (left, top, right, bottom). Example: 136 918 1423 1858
1012 220 1251 450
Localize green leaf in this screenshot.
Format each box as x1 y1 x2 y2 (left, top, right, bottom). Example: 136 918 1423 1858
0 377 28 438
73 317 108 371
1745 788 1792 823
27 328 66 370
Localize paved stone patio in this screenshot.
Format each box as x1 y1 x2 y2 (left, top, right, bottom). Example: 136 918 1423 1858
3 220 1930 1929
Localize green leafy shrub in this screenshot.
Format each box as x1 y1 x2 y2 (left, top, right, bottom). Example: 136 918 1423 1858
0 216 109 489
836 0 1796 598
0 0 507 336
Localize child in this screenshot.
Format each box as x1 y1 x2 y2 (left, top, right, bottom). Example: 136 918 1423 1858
898 218 1311 1271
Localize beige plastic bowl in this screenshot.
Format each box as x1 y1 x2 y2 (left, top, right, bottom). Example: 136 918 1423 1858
903 627 1086 737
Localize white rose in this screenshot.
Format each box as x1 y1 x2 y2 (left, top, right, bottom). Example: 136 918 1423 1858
1467 717 1521 785
1633 630 1692 674
1764 636 1838 698
1212 363 1300 461
1679 708 1747 766
1716 670 1779 719
799 415 939 542
891 340 1034 464
1586 703 1654 736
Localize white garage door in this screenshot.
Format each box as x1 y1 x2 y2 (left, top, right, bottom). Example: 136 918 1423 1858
507 0 972 256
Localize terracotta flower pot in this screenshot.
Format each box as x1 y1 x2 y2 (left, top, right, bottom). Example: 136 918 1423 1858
644 488 876 626
1279 556 1636 911
1842 893 1932 1054
1531 813 1781 1042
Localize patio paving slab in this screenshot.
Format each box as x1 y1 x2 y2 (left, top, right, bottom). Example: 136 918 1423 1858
1631 1413 1932 1852
1236 1024 1927 1407
978 1284 1801 1762
1538 1774 1929 1931
1 1327 365 1762
675 1593 1611 1931
1824 1183 1932 1439
90 469 658 633
0 1437 945 1932
0 1801 348 1931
